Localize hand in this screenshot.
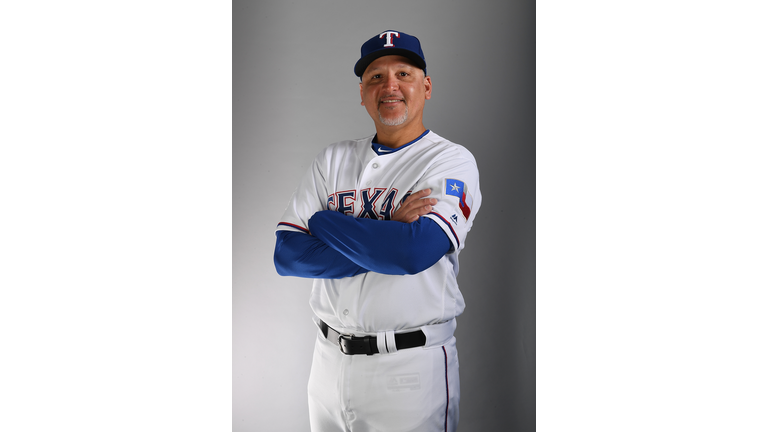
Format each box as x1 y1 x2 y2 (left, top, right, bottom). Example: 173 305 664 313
391 189 437 223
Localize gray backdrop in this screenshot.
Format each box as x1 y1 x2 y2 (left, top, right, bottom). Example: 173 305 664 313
233 0 535 430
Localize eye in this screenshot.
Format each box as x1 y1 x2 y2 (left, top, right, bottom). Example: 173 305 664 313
399 72 409 77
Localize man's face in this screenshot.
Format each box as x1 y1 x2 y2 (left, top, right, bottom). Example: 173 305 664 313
359 55 432 130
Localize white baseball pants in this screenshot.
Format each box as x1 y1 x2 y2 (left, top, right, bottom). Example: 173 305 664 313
307 328 460 432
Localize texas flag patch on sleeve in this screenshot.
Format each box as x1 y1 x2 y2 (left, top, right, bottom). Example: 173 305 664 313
445 178 473 220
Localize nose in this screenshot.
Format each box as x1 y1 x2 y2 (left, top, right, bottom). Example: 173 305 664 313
384 73 399 91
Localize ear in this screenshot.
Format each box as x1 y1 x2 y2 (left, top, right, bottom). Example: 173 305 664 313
424 75 432 100
359 82 364 106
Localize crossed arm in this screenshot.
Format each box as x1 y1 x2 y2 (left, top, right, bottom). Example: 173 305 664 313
274 189 452 278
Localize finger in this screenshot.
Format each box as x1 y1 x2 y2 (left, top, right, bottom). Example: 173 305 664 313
402 188 432 205
392 189 437 223
408 203 434 221
396 196 437 219
417 203 434 216
401 191 435 212
411 198 437 212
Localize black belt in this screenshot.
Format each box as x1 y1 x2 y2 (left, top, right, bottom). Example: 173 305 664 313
319 320 426 355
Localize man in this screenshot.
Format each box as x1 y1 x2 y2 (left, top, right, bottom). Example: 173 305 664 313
273 30 482 432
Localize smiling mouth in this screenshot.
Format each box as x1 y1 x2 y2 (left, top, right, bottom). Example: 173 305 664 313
379 96 404 105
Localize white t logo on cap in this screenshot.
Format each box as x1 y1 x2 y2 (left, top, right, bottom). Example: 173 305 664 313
379 31 400 47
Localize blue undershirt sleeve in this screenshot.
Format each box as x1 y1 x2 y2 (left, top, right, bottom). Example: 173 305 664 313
274 230 369 279
307 210 452 275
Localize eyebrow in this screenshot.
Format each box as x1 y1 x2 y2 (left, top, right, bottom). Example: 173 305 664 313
367 63 417 73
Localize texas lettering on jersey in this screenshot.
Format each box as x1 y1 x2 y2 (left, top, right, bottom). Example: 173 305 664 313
327 188 413 220
326 179 474 222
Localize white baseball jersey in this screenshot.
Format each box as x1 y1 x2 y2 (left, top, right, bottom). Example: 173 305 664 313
277 130 482 335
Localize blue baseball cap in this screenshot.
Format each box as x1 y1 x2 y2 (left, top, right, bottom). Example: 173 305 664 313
354 30 426 77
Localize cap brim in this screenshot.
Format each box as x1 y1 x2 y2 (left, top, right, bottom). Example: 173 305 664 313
354 49 427 77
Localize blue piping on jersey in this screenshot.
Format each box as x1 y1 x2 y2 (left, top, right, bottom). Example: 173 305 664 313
428 211 460 250
277 221 309 234
371 129 430 156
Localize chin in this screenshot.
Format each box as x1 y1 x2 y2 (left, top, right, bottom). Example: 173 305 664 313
378 107 409 127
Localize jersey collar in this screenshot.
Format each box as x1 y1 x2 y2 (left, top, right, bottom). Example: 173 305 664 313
371 130 430 156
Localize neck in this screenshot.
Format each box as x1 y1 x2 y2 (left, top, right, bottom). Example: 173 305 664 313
373 123 427 148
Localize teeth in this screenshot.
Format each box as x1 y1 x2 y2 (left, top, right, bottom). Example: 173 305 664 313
382 100 401 103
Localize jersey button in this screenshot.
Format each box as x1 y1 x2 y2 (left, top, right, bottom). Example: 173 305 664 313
343 309 349 316
372 163 379 169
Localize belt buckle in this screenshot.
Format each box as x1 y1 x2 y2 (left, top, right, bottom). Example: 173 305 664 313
337 333 374 355
338 333 353 355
